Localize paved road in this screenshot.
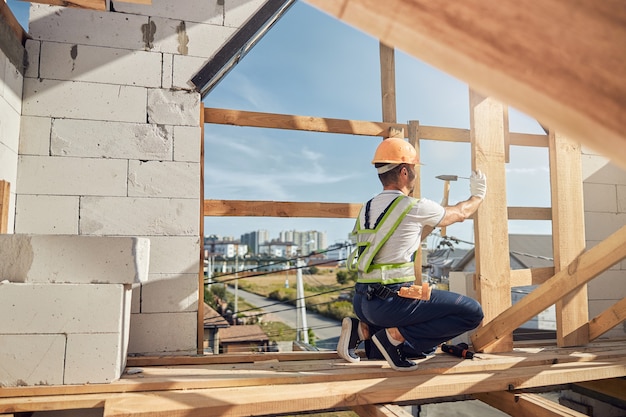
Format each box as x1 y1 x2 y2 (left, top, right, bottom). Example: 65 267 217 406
226 285 341 350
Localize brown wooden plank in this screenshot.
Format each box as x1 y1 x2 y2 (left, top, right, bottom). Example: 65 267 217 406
198 104 205 355
573 378 626 404
353 403 413 417
507 206 551 221
203 199 362 218
588 297 626 341
472 225 626 351
475 391 588 417
204 107 406 137
0 1 28 44
4 343 626 400
27 0 106 10
203 108 547 147
549 131 588 347
470 90 512 352
510 267 555 287
509 132 549 148
379 43 396 123
99 359 626 417
304 0 626 171
0 181 10 234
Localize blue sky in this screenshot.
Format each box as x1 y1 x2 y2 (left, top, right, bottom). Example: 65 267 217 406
7 0 550 249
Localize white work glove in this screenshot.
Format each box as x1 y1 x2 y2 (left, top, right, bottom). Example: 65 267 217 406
469 170 487 199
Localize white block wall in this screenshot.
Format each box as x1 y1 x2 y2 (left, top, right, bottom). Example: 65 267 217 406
0 15 24 234
14 0 267 356
582 148 626 339
0 282 132 385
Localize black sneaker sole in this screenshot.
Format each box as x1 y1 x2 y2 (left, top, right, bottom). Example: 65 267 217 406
337 317 360 363
372 333 418 372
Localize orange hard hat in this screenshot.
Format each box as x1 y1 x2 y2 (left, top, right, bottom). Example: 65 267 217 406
371 138 419 165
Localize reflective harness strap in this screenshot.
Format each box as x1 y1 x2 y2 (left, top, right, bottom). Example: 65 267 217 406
350 195 419 284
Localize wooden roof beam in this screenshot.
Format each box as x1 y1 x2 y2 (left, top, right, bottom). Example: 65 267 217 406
472 225 626 351
475 391 588 417
304 0 626 171
203 108 547 146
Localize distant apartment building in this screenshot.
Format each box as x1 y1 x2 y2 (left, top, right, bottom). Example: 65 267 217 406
204 236 248 258
240 230 269 254
258 241 298 257
279 230 327 255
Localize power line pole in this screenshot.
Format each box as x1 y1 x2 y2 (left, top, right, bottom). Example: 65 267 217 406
295 255 309 343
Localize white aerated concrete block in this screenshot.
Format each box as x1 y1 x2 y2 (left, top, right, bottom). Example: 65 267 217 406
17 155 128 196
0 282 134 386
162 53 173 89
80 197 199 236
0 95 21 154
128 312 197 355
151 17 234 57
51 119 173 160
141 273 198 313
0 235 150 284
128 160 199 198
224 0 265 27
0 334 66 387
22 78 147 123
18 116 52 156
147 89 200 126
172 55 213 90
65 333 124 384
2 51 23 115
0 283 125 334
15 195 79 234
40 42 162 87
29 4 148 50
114 0 223 25
24 39 40 79
147 236 200 274
584 183 617 212
173 126 201 162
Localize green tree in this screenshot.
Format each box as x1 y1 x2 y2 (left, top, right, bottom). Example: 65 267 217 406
336 269 357 284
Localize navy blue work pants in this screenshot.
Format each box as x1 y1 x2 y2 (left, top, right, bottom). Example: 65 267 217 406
353 282 484 355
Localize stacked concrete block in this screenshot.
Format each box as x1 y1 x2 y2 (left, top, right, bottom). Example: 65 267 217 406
0 13 25 234
582 148 626 339
14 0 258 356
0 234 149 386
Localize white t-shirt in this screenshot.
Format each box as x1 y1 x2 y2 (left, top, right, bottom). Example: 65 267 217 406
358 190 445 264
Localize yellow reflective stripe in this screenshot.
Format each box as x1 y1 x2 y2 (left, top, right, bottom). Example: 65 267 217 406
369 262 414 271
356 276 415 284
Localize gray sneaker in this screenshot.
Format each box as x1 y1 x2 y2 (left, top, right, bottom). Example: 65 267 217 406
337 317 362 363
372 329 418 371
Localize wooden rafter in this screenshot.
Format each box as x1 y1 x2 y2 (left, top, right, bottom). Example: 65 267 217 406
203 108 546 146
474 391 588 417
304 0 626 171
588 297 626 341
471 225 626 351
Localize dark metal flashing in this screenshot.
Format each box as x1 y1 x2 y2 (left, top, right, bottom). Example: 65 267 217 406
191 0 295 98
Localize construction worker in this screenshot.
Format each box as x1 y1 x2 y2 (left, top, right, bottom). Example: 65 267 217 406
337 138 486 371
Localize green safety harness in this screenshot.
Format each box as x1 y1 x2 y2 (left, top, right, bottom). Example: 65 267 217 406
348 195 419 284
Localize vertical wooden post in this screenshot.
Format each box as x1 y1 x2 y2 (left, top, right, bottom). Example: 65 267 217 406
379 42 396 123
0 180 10 234
469 90 513 352
549 130 589 347
198 104 206 354
408 121 422 276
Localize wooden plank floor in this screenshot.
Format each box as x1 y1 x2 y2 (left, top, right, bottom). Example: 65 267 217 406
1 341 625 416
